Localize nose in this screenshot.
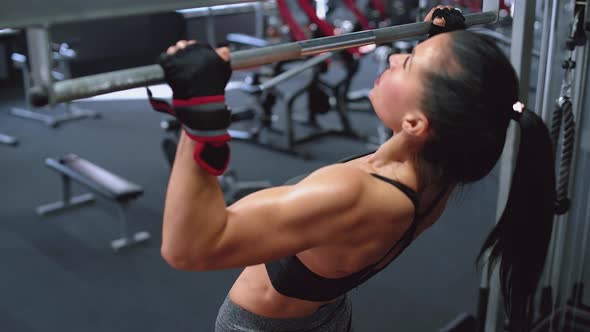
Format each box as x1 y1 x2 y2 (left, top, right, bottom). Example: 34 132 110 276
388 53 408 69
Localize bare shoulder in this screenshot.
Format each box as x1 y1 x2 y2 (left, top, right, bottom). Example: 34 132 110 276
297 164 415 222
297 164 368 191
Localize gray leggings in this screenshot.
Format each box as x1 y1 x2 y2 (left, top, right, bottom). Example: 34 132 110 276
215 294 353 332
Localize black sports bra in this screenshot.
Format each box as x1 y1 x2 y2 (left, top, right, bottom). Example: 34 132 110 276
265 151 448 302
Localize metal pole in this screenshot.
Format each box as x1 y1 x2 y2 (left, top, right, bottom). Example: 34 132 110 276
484 1 537 331
315 0 328 20
557 31 589 332
259 52 333 91
510 0 536 106
206 7 217 48
254 2 264 39
535 3 573 328
26 26 54 103
533 0 555 116
28 11 497 107
483 124 518 332
535 0 561 123
482 0 500 16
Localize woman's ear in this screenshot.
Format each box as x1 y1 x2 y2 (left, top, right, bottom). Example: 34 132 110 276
401 111 430 139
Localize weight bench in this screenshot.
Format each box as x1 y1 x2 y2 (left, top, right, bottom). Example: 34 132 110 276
0 132 18 146
37 154 150 252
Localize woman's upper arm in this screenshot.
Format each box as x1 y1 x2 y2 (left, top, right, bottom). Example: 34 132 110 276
198 166 367 270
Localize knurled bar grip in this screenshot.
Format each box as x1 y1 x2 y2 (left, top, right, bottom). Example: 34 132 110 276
29 11 496 107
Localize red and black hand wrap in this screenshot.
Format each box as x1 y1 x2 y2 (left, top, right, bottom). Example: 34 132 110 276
174 95 232 176
428 8 466 38
173 96 231 144
154 43 233 176
147 87 176 117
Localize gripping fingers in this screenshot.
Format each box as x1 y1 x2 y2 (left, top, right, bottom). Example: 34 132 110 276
424 5 459 27
167 40 198 55
433 17 446 27
215 47 230 62
165 40 229 62
424 5 446 22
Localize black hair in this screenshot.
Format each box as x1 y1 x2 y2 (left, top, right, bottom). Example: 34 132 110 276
418 31 556 331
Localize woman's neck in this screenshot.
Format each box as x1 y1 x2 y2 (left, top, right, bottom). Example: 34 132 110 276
368 134 454 199
368 133 451 192
363 134 422 190
369 133 419 168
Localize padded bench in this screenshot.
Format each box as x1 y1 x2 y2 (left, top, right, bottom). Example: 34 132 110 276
37 154 150 252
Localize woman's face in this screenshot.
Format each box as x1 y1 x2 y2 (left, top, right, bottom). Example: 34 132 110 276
369 34 451 133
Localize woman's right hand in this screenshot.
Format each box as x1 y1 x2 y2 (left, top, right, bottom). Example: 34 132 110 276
424 5 455 27
424 6 466 38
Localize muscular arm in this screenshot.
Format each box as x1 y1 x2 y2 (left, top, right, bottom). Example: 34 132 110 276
161 131 367 271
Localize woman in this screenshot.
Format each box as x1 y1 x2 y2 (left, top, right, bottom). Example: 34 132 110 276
155 6 555 332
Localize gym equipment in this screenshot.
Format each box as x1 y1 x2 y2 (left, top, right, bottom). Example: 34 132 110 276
179 2 266 48
0 28 19 146
296 0 372 113
435 1 539 331
218 169 273 204
0 133 18 146
344 0 371 30
530 168 590 332
531 158 590 332
227 32 270 48
225 0 323 156
529 3 590 331
230 52 345 157
226 1 367 157
481 1 590 331
470 27 541 58
37 154 150 252
27 10 497 107
10 43 99 127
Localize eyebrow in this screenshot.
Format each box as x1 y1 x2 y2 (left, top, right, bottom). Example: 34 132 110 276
408 47 417 71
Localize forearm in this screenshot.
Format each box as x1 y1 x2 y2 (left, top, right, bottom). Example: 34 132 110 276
162 130 228 263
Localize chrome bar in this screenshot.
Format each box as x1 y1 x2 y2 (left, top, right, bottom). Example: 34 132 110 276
30 11 497 107
259 52 333 91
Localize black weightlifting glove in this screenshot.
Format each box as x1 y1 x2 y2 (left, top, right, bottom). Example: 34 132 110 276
159 43 232 100
151 43 232 176
428 8 466 38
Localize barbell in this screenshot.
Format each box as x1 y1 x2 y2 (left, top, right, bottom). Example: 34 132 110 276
30 11 496 107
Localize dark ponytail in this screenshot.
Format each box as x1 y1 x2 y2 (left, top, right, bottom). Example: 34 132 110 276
477 110 555 331
418 31 556 331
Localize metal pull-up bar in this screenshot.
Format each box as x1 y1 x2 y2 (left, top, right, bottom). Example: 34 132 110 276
29 11 496 107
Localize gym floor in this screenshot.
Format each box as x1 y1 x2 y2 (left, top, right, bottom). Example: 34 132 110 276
0 54 501 332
